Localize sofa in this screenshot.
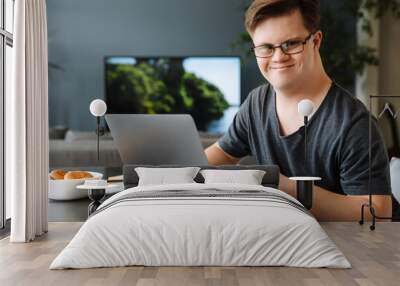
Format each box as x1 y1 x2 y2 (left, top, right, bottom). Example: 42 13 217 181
49 130 224 168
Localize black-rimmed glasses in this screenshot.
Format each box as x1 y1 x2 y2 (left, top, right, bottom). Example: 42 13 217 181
251 32 315 58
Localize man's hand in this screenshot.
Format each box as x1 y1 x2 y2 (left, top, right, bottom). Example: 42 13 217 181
279 173 392 221
278 173 297 197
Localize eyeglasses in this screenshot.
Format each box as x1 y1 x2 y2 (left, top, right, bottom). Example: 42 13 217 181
251 32 315 58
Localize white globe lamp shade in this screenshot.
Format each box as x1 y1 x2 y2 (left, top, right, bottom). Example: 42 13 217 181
298 99 315 117
90 99 107 117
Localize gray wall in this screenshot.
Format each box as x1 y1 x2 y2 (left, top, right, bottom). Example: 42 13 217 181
377 12 400 149
379 13 400 97
47 0 264 131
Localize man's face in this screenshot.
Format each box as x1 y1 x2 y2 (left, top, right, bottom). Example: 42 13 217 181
252 9 321 91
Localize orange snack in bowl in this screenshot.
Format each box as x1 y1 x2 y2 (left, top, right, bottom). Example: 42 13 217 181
64 171 93 180
49 169 67 180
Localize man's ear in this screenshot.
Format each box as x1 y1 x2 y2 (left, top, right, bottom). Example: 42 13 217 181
313 31 323 50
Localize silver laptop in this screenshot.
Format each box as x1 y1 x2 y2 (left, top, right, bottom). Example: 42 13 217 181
105 114 208 165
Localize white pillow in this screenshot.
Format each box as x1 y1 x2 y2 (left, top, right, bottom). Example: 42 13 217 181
200 169 266 185
390 157 400 204
135 167 200 186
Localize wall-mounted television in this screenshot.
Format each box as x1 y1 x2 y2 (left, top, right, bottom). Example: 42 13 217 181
105 56 241 134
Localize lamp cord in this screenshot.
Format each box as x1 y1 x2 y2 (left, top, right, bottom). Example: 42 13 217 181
304 116 308 175
96 116 100 161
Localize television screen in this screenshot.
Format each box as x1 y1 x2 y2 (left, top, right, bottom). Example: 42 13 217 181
105 56 241 134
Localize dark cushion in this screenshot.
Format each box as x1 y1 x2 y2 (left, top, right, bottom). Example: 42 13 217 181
123 164 280 189
49 126 69 140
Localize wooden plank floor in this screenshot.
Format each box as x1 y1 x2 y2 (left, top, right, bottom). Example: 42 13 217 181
0 222 399 286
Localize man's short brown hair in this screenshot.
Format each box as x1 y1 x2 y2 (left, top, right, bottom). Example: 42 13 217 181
245 0 320 35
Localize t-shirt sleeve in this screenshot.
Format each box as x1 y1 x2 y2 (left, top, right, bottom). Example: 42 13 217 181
217 94 252 158
339 115 391 195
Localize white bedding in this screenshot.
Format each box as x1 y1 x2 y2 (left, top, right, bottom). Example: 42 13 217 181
50 183 351 269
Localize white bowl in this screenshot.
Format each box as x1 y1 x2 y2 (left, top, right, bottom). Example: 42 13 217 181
48 172 103 200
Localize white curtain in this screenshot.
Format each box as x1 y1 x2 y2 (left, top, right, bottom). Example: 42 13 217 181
7 0 49 242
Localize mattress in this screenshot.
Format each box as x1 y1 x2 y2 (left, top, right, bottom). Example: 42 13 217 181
50 183 351 269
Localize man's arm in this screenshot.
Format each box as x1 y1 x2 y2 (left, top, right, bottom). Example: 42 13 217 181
279 174 392 221
206 144 392 221
205 142 240 165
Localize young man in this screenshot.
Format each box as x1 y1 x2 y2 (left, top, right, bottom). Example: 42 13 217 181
205 0 392 221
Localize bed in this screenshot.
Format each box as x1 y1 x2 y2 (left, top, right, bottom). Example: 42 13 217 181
49 165 351 269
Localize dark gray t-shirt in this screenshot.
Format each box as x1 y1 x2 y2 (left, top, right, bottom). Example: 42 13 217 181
218 83 390 195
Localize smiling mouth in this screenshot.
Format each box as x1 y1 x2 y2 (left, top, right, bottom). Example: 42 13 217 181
270 64 295 70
